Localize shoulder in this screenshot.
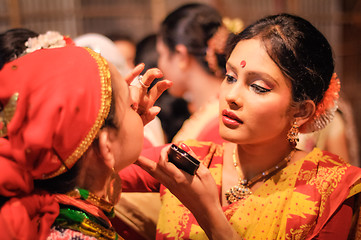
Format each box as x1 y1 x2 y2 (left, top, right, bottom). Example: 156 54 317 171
300 148 361 196
304 147 349 166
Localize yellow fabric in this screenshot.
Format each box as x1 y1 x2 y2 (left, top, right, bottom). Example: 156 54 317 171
157 146 361 239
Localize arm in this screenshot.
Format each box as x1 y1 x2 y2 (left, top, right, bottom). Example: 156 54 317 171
119 145 165 192
136 145 241 240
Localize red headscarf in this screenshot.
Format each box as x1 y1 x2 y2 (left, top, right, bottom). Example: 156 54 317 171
0 45 112 239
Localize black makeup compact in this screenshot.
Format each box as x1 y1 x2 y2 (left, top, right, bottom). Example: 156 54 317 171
168 144 200 175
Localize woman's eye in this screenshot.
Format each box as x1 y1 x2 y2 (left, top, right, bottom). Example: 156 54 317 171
250 83 271 93
225 74 237 83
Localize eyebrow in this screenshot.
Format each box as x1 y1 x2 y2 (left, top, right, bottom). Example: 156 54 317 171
226 61 280 87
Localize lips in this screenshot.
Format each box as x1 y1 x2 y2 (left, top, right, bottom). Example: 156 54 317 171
222 109 243 127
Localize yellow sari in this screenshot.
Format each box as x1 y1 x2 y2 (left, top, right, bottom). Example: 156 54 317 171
156 140 361 239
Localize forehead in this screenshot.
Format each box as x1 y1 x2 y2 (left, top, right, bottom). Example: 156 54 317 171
229 39 270 67
108 62 128 100
228 39 287 82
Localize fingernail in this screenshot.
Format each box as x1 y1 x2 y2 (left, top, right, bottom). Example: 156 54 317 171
135 63 144 69
180 143 191 152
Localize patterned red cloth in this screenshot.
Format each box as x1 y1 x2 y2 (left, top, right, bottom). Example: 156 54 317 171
48 226 97 240
0 46 110 239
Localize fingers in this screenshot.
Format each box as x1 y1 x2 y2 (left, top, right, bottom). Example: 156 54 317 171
141 68 163 88
179 143 197 157
135 146 180 186
136 156 158 173
140 106 161 125
125 63 145 85
147 80 173 106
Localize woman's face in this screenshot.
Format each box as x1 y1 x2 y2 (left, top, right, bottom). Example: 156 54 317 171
156 38 188 97
109 63 144 170
219 39 294 144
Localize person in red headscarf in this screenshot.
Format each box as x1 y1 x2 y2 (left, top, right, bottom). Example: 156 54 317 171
0 30 171 240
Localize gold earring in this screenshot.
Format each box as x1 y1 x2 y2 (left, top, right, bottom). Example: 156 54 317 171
287 121 299 147
106 168 122 205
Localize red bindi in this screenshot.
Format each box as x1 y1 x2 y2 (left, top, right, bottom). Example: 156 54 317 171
240 60 246 68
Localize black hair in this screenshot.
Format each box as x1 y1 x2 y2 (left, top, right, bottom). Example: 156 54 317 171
159 3 226 76
0 28 39 70
227 13 334 105
135 34 158 73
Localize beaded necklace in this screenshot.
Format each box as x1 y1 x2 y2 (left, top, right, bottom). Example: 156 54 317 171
225 148 296 204
53 188 121 240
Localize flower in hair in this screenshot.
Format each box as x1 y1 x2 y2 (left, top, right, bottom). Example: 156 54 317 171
206 26 230 78
301 73 341 133
23 31 67 55
223 17 244 35
205 18 245 78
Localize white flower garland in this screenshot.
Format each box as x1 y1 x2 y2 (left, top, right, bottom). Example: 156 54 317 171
22 31 66 55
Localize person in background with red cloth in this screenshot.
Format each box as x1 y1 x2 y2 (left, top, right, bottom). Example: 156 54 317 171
0 31 171 239
118 14 361 239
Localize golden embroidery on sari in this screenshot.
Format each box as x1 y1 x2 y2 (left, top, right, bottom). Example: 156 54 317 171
286 222 316 240
298 159 346 216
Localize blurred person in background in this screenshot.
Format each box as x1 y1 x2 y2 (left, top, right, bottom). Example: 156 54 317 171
136 34 191 143
107 32 136 70
156 3 237 144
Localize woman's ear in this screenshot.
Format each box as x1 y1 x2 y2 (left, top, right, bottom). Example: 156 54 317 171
175 44 191 69
98 129 115 169
293 100 316 126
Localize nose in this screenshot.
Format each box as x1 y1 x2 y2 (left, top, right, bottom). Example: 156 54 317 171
225 84 242 108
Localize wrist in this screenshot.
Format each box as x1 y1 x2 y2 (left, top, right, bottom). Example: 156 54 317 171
193 204 241 240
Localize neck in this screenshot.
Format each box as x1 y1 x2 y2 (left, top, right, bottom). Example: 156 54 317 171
234 141 294 180
77 148 112 198
187 69 222 112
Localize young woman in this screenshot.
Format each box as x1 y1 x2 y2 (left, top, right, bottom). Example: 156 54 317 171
0 34 171 239
120 13 361 239
156 3 230 144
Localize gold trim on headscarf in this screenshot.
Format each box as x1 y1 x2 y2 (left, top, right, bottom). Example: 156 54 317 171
43 48 112 179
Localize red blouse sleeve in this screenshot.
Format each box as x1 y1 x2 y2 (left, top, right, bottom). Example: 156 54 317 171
118 145 168 192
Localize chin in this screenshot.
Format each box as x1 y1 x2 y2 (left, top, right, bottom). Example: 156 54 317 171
168 88 185 98
219 127 246 144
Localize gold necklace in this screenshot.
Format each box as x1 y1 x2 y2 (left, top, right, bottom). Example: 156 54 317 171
225 148 297 204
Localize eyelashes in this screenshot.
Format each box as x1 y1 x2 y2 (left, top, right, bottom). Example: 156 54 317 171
225 74 237 83
250 84 271 93
225 74 271 94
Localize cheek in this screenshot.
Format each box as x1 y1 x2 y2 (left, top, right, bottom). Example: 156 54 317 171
247 97 290 128
116 112 144 170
